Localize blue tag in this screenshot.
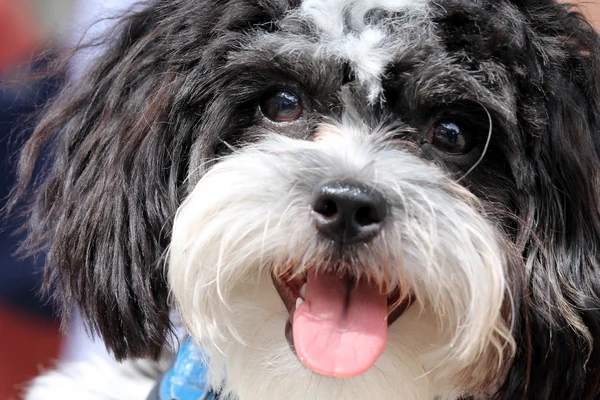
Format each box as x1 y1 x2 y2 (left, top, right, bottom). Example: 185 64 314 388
159 338 217 400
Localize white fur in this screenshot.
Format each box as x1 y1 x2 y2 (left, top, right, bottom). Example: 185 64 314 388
169 122 513 399
298 0 427 37
25 357 159 400
280 0 431 101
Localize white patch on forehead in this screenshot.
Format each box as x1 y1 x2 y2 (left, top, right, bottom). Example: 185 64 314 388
289 0 430 102
299 0 427 36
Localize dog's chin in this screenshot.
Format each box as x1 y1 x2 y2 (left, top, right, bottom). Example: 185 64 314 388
271 266 413 378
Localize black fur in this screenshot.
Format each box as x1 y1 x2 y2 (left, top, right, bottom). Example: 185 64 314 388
494 4 600 399
12 0 299 361
12 0 600 398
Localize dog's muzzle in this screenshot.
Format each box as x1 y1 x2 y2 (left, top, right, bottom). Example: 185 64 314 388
272 180 413 379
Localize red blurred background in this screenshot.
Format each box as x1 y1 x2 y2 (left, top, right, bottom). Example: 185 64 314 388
0 0 42 76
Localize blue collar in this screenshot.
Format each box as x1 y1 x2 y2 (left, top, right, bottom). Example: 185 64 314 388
157 338 218 400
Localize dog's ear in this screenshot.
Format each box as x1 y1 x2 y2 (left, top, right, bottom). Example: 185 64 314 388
14 0 289 361
496 4 600 399
13 7 193 360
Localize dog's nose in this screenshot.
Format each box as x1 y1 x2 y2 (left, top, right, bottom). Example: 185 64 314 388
311 181 387 244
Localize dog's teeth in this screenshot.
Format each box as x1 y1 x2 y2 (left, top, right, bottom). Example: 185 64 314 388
300 283 306 299
296 298 304 309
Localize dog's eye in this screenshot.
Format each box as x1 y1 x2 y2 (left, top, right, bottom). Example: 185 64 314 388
260 91 303 123
428 121 472 154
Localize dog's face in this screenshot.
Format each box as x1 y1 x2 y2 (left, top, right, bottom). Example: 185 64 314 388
15 0 600 398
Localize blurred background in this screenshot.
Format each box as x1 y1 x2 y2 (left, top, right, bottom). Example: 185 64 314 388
1 0 600 399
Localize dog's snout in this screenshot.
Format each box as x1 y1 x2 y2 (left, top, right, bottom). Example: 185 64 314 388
311 181 387 244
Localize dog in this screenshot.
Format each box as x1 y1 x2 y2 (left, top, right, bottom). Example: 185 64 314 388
12 0 600 398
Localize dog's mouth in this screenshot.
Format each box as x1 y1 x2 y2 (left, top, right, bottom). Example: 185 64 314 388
272 268 413 378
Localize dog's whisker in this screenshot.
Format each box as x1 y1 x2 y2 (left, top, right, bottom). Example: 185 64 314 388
457 103 493 182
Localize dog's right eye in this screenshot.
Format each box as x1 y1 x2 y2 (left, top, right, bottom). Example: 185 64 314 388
260 91 303 123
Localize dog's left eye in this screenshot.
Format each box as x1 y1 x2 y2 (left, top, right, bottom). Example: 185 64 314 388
428 121 472 154
260 91 303 123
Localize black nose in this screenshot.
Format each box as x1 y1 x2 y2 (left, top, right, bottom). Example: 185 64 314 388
311 181 387 245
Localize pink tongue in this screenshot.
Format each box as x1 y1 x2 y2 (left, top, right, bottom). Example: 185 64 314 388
293 270 388 378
